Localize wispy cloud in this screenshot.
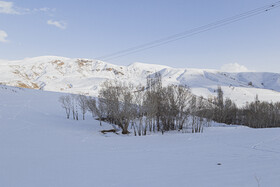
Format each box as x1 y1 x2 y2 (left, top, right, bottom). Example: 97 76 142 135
47 20 67 29
0 1 55 15
0 30 8 43
0 1 19 14
34 7 53 12
220 63 251 72
33 7 56 16
0 1 67 44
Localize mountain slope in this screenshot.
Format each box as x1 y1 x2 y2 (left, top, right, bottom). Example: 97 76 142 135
1 56 280 106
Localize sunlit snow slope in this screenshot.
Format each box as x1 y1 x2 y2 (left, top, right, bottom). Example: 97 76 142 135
1 56 280 106
1 85 280 187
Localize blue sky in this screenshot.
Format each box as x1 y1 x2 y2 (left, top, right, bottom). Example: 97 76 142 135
0 0 280 72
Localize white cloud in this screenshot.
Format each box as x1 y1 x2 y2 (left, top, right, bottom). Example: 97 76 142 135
0 30 8 43
220 63 250 72
47 20 67 29
0 1 19 14
0 1 55 15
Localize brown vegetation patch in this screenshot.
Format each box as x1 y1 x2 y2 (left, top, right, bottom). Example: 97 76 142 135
16 81 40 89
105 68 124 76
52 60 65 67
13 69 20 75
31 82 40 89
12 69 32 80
16 82 32 89
77 59 92 67
23 73 30 80
57 62 64 66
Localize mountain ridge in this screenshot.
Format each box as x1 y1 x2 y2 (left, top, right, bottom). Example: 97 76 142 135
1 56 280 106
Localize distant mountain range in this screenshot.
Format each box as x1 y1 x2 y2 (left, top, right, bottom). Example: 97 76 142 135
1 56 280 106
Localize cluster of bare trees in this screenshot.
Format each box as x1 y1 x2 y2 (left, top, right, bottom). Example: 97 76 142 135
95 73 204 135
59 73 208 135
196 87 280 128
59 94 87 120
240 97 280 128
59 74 280 135
143 73 199 133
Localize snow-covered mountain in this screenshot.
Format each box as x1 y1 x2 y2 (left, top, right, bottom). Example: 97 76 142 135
1 56 280 106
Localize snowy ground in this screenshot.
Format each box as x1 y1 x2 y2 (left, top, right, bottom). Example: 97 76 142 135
1 85 280 187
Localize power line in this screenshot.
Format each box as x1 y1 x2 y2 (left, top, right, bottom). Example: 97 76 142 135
95 1 280 61
103 5 280 61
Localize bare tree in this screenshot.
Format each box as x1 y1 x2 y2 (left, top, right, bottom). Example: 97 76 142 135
59 95 71 119
176 85 192 130
98 80 136 134
214 86 224 122
77 95 87 120
70 94 78 120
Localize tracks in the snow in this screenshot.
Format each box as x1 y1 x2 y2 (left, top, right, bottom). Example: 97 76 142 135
251 135 280 154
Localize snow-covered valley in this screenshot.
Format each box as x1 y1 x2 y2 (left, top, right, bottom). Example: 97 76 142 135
2 0 280 186
1 84 280 187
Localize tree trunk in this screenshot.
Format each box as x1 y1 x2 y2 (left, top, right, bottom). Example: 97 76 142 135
122 129 130 134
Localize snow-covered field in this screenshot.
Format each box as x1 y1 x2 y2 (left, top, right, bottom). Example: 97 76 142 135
1 85 280 187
